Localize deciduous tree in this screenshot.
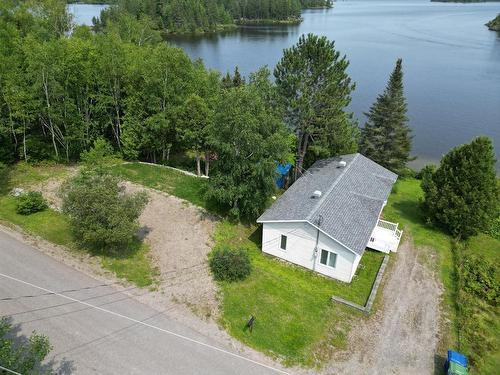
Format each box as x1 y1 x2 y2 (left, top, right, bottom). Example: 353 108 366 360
206 82 290 219
176 94 212 176
0 317 53 375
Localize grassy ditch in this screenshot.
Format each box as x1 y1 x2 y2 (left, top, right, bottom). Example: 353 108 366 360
0 162 158 288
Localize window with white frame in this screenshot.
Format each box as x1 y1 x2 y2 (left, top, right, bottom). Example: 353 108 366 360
320 249 337 268
280 235 287 250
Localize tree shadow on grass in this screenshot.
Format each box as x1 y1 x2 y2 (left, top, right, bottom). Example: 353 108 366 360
248 225 262 248
2 316 76 374
0 164 12 196
79 237 145 260
390 199 424 226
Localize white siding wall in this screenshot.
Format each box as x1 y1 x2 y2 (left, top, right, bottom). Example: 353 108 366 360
261 222 360 283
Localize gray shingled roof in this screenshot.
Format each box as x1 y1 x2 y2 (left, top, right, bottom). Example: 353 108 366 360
257 153 397 255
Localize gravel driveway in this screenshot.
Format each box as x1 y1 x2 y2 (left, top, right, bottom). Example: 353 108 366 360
324 239 442 375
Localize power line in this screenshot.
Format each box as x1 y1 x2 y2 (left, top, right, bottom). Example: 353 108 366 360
0 272 289 375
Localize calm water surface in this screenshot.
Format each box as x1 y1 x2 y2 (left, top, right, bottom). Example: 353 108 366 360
72 1 500 170
68 3 108 26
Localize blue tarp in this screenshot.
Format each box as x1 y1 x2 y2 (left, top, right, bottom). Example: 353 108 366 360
275 163 292 188
448 350 468 368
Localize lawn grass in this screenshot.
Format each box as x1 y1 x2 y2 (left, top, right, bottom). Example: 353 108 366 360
0 163 158 288
0 195 73 246
111 162 209 209
110 161 386 366
100 243 159 288
213 220 384 366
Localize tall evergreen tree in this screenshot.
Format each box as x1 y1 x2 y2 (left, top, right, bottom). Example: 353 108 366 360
221 72 233 89
359 58 413 173
421 136 499 239
232 66 245 87
274 34 356 179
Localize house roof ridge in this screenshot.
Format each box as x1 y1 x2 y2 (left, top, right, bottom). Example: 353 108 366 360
305 153 360 223
350 190 386 202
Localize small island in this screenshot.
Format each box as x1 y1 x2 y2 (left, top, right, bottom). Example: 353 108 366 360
486 14 500 31
89 0 333 34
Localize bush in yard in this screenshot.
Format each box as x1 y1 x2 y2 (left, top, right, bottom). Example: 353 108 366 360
461 253 499 305
487 215 500 240
421 136 499 239
209 247 251 282
61 170 148 252
16 191 48 215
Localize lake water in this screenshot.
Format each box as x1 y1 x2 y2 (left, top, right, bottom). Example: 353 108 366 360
68 3 108 26
71 1 500 170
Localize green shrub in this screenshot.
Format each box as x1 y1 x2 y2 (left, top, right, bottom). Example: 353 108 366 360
462 254 499 305
16 192 48 215
487 216 500 240
209 247 251 282
61 170 148 252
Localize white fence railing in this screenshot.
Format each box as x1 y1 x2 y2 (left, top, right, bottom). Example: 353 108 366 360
369 219 403 253
377 219 399 232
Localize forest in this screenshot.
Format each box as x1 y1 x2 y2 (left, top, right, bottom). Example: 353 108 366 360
93 0 333 33
0 0 353 188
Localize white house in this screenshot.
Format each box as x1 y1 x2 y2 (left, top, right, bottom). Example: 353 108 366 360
257 153 402 283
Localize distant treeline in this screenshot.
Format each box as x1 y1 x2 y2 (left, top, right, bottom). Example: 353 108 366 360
93 0 333 34
486 14 500 31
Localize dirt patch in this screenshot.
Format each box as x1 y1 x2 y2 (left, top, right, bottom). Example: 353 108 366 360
324 239 443 375
30 167 78 211
123 182 219 319
28 172 220 319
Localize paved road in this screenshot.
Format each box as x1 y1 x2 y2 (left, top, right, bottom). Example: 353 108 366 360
0 229 286 375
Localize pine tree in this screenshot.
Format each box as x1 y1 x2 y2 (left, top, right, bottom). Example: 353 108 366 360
274 34 356 179
232 66 245 87
221 72 233 89
360 58 413 173
421 136 499 239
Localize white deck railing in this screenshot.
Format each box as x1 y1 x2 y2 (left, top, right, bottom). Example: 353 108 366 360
377 219 399 232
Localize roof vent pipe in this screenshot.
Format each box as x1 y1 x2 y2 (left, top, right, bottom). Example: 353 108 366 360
338 160 347 168
312 190 322 198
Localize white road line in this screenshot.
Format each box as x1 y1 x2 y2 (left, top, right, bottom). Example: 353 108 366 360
0 272 289 375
